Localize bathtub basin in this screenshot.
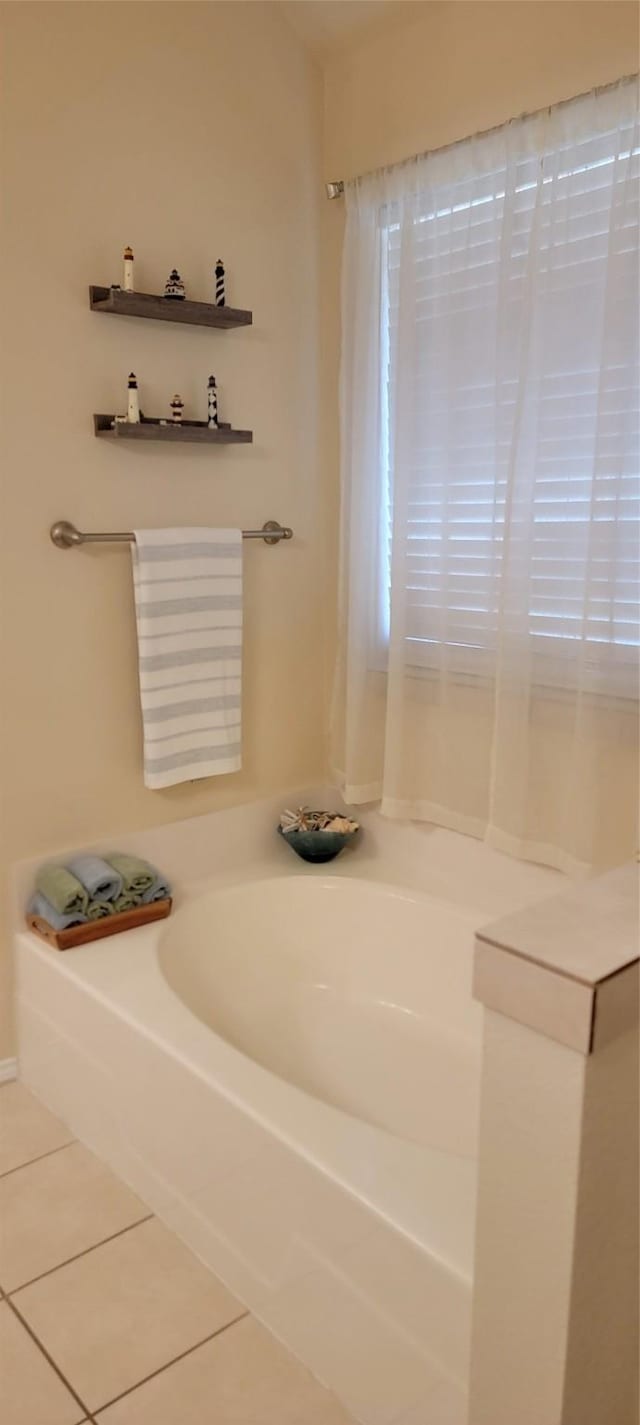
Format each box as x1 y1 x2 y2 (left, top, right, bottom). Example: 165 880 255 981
158 875 481 1159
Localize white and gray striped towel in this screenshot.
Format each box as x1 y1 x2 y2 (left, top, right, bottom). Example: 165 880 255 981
132 528 242 789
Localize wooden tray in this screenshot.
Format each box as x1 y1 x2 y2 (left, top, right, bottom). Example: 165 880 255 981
26 898 172 951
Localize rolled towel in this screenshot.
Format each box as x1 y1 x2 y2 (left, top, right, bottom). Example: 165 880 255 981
28 892 88 931
66 854 123 903
35 864 88 917
113 892 143 913
105 853 156 897
86 900 114 920
141 876 172 905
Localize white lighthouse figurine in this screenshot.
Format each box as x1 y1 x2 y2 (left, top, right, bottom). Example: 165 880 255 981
207 375 218 429
123 246 134 292
127 372 140 423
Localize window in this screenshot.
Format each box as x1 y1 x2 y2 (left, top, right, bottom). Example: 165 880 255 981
379 121 640 694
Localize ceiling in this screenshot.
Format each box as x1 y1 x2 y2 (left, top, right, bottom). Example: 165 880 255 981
278 0 417 55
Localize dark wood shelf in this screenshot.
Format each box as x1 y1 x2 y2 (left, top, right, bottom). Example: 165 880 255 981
89 286 252 329
94 414 253 444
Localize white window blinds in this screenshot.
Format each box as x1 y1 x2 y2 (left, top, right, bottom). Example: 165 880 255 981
381 100 639 692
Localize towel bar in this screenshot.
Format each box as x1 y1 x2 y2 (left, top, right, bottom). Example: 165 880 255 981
50 520 293 548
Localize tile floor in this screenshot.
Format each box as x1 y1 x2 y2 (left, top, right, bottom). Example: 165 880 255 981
0 1081 356 1424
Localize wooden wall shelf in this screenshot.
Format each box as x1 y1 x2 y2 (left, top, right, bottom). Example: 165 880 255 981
94 414 253 444
89 286 252 329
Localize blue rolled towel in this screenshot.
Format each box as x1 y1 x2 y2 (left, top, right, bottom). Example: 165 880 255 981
141 876 172 904
67 855 123 903
28 892 88 931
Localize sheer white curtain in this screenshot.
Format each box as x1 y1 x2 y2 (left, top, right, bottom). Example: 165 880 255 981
332 78 639 874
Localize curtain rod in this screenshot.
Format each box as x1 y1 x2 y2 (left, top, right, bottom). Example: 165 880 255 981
324 71 638 198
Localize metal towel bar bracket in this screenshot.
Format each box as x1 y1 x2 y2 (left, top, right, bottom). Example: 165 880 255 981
50 520 293 549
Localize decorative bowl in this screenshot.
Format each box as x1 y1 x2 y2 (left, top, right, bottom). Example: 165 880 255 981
277 825 359 864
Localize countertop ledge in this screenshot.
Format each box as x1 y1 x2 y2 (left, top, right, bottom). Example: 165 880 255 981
473 863 639 1054
476 862 639 988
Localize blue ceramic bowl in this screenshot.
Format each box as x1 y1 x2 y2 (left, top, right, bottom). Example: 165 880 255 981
277 825 359 864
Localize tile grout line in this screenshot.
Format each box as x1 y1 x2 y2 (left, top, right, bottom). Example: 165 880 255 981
8 1214 155 1296
0 1138 77 1180
5 1293 97 1423
92 1310 251 1416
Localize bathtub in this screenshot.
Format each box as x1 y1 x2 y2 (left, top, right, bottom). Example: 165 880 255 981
14 797 562 1425
160 875 481 1162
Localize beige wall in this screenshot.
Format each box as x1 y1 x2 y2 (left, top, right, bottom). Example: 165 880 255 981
0 0 324 1055
323 1 639 179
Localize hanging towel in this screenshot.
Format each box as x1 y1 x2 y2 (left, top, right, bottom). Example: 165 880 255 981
131 528 243 789
67 855 123 903
35 864 89 917
28 892 88 932
141 875 172 905
105 853 156 896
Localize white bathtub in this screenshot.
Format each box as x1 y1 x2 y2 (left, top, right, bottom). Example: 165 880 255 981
14 797 562 1425
159 875 481 1161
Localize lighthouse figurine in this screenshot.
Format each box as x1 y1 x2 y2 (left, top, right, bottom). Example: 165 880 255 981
207 375 219 429
170 394 184 424
127 372 140 424
215 258 225 307
123 246 134 292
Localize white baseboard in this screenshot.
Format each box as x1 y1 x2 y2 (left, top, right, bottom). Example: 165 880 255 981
0 1058 17 1084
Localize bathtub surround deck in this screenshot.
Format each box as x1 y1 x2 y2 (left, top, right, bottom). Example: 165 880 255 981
0 1082 355 1424
10 786 562 933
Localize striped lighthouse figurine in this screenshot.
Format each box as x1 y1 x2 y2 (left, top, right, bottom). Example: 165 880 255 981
207 375 219 429
215 258 225 308
170 394 184 425
123 246 134 292
127 372 140 424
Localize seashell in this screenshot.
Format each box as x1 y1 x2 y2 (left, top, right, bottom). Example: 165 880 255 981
279 807 359 836
327 815 359 833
